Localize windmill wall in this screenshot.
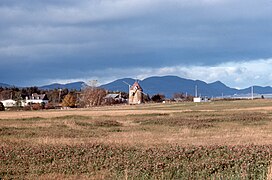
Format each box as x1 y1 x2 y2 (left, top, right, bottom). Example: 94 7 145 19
129 82 143 104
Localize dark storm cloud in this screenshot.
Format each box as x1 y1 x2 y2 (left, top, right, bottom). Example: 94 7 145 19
0 0 272 87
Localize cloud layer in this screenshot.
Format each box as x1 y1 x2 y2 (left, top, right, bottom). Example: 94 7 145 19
0 0 272 87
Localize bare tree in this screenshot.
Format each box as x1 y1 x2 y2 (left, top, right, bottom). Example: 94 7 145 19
0 90 12 100
80 86 107 107
173 93 193 102
173 93 185 99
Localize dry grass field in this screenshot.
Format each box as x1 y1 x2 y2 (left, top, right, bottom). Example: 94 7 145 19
1 99 272 179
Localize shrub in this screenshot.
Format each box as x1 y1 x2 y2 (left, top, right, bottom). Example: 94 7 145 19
0 102 5 111
23 105 31 111
44 103 55 109
32 103 42 110
151 94 165 103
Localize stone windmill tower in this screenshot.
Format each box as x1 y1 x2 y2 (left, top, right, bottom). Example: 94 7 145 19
129 81 143 104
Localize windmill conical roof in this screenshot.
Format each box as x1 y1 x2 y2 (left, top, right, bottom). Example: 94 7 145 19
130 81 143 91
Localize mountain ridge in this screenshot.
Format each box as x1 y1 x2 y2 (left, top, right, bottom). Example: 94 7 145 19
0 83 13 88
40 81 86 91
100 75 272 98
1 76 272 98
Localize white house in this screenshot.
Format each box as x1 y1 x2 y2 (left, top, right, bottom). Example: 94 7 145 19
22 93 49 106
1 99 16 107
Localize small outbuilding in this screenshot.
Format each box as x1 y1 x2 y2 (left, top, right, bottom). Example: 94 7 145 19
104 93 126 104
193 97 209 103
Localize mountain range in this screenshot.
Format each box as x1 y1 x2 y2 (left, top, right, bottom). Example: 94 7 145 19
100 76 272 98
1 76 272 98
0 82 86 91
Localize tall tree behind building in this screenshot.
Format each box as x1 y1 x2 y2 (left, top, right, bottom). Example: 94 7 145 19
80 86 106 107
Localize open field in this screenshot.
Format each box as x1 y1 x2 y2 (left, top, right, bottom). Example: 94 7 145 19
1 99 272 179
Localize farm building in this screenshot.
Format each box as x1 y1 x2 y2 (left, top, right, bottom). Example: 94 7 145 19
193 97 209 103
0 99 16 108
129 81 143 104
104 93 126 104
0 94 49 108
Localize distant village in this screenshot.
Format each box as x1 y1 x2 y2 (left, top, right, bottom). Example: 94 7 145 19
0 81 198 111
0 80 262 111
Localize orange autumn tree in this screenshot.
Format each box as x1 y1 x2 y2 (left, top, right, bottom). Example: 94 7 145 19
62 93 76 108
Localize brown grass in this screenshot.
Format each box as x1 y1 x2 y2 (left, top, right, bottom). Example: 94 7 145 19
268 164 272 180
0 108 179 119
1 100 272 179
1 99 272 147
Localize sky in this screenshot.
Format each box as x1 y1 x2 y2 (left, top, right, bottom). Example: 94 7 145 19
1 0 272 88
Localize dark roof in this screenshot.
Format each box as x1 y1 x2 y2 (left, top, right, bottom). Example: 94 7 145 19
31 93 48 100
105 94 120 99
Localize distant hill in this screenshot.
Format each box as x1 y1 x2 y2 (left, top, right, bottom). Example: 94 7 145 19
99 78 136 93
0 83 12 88
100 75 272 98
238 86 272 95
40 81 86 91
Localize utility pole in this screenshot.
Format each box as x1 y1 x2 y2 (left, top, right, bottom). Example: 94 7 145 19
58 89 62 104
123 81 132 104
195 85 198 97
251 86 254 100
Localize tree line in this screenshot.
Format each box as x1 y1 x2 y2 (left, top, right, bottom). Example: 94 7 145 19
0 86 121 110
0 86 194 111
